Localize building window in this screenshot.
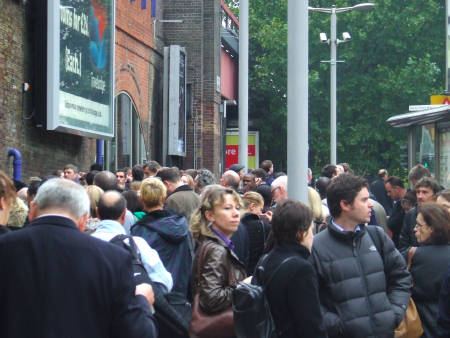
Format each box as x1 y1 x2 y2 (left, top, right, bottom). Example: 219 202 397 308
105 93 147 171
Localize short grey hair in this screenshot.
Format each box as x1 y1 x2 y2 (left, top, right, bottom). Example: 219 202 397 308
271 175 287 191
196 169 216 189
33 178 90 219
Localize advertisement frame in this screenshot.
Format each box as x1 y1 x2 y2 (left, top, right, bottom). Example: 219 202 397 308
47 0 115 139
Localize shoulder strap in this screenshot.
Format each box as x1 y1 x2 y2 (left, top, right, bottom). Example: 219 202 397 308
366 225 384 260
262 256 297 289
110 234 142 263
407 247 417 270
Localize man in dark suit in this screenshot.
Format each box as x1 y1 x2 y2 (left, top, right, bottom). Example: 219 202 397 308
0 178 157 338
385 176 407 247
370 169 393 216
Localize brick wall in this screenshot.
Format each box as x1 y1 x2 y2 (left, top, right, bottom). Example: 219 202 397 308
115 0 163 161
161 0 222 176
0 0 95 182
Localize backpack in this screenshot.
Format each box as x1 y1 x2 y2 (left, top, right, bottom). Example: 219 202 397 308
232 254 296 338
109 234 191 338
109 234 152 285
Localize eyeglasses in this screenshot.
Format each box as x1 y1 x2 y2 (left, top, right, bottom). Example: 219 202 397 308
271 186 280 194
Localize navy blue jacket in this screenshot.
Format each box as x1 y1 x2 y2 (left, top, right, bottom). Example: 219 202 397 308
0 215 157 338
131 209 193 296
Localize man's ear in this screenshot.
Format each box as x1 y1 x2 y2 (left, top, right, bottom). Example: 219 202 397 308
118 208 127 225
28 201 38 222
340 200 351 213
76 213 89 232
0 197 5 211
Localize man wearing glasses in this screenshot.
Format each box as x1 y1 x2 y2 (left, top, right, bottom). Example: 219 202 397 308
270 175 287 207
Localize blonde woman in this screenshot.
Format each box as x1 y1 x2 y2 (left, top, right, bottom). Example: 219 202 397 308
190 186 247 316
308 187 328 233
131 177 192 296
240 191 272 274
85 185 104 233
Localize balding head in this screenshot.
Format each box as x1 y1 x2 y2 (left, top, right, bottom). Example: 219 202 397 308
220 170 240 191
97 191 127 223
93 171 119 192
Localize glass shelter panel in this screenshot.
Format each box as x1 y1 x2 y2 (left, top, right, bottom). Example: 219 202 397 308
439 128 450 188
414 124 435 176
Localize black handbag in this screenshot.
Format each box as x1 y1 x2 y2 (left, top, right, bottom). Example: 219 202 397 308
232 255 295 338
152 282 192 338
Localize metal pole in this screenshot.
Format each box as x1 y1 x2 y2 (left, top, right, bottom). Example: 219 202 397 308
287 0 308 204
330 6 337 165
223 102 227 173
239 0 249 170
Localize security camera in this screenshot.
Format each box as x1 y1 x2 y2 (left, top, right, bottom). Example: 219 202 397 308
320 32 328 43
342 32 351 41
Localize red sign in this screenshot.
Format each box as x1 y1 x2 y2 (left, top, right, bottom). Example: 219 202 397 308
225 145 255 169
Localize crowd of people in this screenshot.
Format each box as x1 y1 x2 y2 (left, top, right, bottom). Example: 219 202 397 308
0 159 448 337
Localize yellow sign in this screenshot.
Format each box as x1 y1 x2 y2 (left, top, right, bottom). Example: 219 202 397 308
430 95 450 105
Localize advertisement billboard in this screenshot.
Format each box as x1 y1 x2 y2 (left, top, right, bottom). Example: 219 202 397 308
47 0 115 138
225 130 259 170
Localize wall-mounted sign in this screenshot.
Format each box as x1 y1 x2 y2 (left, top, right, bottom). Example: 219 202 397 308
164 45 187 156
47 0 114 138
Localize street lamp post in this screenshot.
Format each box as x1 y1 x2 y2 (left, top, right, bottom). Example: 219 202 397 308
309 3 375 165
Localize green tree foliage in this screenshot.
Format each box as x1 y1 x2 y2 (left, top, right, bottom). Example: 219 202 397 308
225 0 444 177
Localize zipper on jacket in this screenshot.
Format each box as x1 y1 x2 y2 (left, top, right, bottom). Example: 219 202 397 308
353 237 377 336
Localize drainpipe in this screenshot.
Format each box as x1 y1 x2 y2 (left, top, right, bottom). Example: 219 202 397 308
7 148 22 182
96 139 104 167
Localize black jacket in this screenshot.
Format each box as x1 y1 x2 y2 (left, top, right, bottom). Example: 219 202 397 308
311 223 411 338
410 244 450 338
437 263 450 337
398 207 418 257
387 200 405 247
0 216 157 338
240 213 271 275
0 226 10 236
254 242 326 338
370 179 393 216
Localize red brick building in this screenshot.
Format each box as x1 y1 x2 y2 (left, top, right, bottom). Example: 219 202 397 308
0 0 238 180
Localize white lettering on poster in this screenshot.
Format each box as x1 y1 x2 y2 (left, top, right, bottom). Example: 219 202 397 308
60 7 89 37
65 47 82 77
91 74 106 94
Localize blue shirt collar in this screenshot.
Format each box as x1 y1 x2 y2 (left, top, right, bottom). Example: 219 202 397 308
331 218 362 232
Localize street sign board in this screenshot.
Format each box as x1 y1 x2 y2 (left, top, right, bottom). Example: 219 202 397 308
409 105 447 112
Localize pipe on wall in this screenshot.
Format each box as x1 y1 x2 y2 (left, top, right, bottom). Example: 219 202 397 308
7 148 22 182
96 139 104 167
